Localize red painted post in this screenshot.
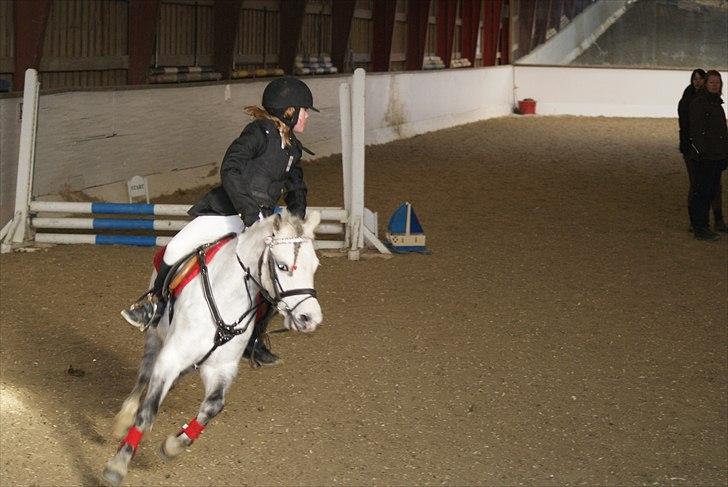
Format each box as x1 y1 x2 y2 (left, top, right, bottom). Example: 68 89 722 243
128 0 161 85
13 0 51 91
405 0 430 70
460 0 482 66
371 0 397 72
279 0 307 75
213 0 243 80
331 0 356 72
436 0 457 67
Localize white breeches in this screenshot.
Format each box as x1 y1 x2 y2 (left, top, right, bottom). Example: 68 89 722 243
162 215 244 265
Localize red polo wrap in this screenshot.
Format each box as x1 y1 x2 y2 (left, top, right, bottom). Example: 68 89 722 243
122 426 143 450
183 418 205 440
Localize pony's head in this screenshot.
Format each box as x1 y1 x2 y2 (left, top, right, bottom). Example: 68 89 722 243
241 210 323 333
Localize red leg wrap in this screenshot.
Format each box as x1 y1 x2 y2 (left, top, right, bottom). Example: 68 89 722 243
121 426 143 450
182 418 205 441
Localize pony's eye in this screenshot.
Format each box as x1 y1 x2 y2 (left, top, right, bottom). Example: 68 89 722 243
277 263 289 272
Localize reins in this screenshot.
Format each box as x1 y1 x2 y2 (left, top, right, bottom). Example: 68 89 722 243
193 232 316 369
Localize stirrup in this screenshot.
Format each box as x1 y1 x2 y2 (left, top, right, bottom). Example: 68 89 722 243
120 293 159 331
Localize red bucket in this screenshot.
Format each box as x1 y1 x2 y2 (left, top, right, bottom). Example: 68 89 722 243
518 98 536 115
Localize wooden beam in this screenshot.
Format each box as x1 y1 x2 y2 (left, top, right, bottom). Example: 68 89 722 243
500 0 510 64
331 0 356 72
39 55 130 72
516 0 535 59
278 0 307 75
405 0 430 70
436 0 457 67
371 0 397 72
128 0 161 85
531 0 549 48
13 0 51 91
460 0 482 65
563 0 575 20
481 0 502 66
213 0 243 79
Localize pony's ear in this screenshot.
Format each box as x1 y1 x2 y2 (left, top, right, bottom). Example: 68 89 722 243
273 213 282 231
303 211 321 236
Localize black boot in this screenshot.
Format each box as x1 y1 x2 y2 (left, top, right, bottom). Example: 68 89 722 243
693 227 720 241
243 300 280 367
121 263 173 330
714 218 728 233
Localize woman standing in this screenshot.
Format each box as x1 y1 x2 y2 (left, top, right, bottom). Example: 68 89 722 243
688 70 728 241
678 69 706 228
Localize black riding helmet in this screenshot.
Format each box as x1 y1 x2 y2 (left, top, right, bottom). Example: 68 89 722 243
262 76 319 127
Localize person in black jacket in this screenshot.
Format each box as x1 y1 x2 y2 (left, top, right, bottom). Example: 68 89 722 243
688 70 728 241
678 69 709 227
121 76 318 364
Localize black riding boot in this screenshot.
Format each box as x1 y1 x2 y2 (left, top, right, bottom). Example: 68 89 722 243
243 300 280 367
121 262 173 330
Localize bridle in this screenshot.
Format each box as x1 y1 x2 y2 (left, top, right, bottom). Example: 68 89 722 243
254 235 318 324
193 232 317 368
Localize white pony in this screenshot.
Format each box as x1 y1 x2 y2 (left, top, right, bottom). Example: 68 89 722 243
102 211 323 486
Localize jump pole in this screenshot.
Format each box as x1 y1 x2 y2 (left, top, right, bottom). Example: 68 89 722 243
343 69 390 259
339 82 352 249
5 69 40 248
26 201 347 250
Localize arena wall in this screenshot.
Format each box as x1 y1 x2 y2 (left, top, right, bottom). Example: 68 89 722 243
514 65 728 117
2 64 726 230
0 66 514 225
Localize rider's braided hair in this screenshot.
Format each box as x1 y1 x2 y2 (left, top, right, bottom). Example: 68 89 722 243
244 106 295 149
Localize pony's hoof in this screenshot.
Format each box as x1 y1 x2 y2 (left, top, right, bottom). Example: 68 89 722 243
102 451 129 487
158 434 186 461
101 465 125 487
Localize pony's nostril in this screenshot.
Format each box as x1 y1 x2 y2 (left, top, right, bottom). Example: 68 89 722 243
298 314 310 324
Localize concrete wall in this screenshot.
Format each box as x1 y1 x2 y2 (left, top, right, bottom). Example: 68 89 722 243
365 66 514 144
513 65 728 117
517 0 631 65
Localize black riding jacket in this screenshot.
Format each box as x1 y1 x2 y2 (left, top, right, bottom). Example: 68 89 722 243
677 84 698 155
689 91 728 162
189 119 308 226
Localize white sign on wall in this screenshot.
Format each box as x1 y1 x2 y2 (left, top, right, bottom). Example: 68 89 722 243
127 175 149 203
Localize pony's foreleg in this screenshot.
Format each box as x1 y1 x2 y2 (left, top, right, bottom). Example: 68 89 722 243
102 347 183 487
159 363 238 461
112 329 163 439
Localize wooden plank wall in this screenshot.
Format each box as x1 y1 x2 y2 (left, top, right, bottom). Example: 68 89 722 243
299 0 332 58
0 1 13 87
40 0 128 89
348 0 373 71
5 0 514 90
157 0 215 67
236 1 279 69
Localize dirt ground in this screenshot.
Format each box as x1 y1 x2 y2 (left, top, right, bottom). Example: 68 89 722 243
1 116 726 487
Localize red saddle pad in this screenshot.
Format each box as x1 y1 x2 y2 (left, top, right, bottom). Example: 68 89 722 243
152 236 235 297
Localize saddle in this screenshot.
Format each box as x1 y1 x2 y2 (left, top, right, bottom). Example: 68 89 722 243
153 235 235 298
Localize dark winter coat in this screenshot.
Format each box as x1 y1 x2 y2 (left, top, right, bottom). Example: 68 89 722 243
689 90 728 163
188 118 308 226
677 84 698 155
